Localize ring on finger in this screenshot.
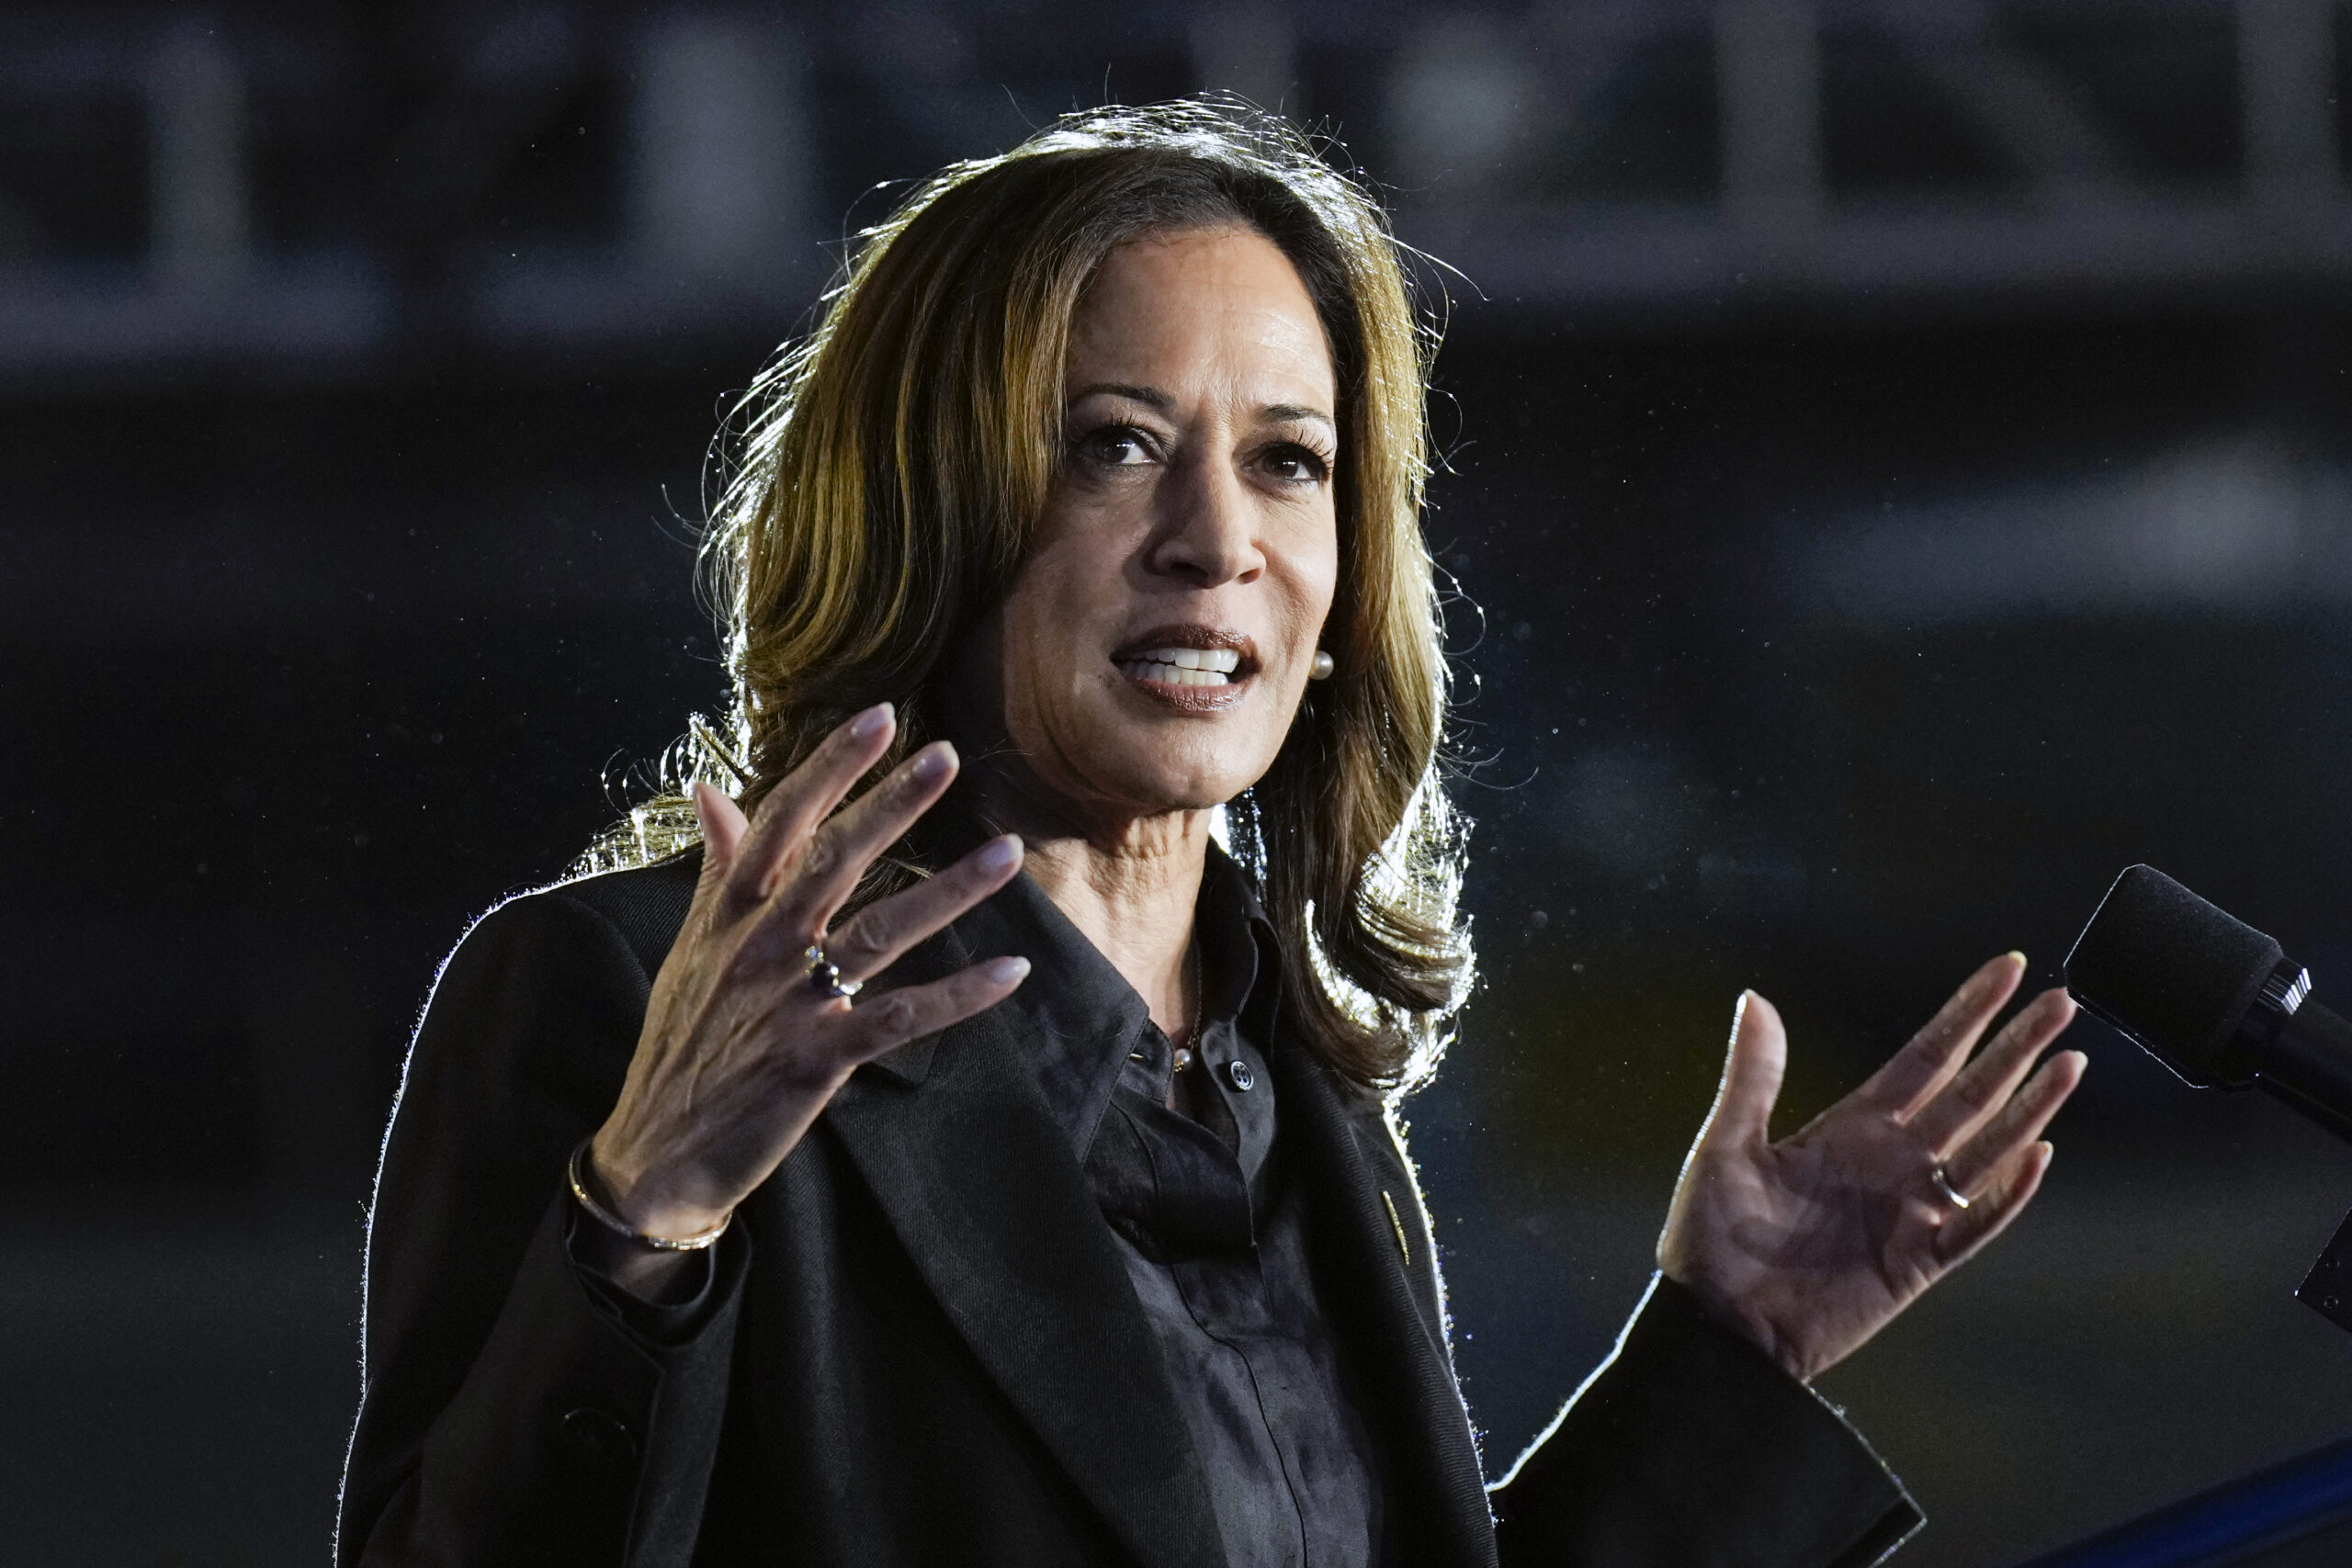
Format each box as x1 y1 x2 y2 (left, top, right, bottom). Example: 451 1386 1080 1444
1928 1163 1971 1211
804 942 862 1002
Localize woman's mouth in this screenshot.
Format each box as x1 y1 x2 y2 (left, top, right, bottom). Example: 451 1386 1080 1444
1111 627 1259 708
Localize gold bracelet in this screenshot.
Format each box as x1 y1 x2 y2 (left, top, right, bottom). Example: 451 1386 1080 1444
567 1139 732 1252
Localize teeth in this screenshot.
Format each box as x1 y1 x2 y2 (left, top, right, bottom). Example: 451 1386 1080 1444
1116 646 1244 688
1131 646 1238 673
1118 656 1236 687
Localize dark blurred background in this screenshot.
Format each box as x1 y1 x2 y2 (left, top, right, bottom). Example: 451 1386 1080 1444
6 2 2352 1562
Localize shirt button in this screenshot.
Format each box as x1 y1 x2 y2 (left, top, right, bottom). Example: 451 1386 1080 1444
1225 1059 1255 1092
560 1407 639 1470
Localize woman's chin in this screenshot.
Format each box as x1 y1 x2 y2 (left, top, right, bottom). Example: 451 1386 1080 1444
1073 755 1270 826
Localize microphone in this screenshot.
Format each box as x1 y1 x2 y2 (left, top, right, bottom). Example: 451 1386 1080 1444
2063 863 2352 1136
2066 863 2352 1334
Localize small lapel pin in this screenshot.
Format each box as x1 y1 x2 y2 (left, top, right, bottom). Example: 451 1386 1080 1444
1381 1190 1411 1267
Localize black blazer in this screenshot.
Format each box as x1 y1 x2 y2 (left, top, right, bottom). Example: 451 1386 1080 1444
338 853 1918 1567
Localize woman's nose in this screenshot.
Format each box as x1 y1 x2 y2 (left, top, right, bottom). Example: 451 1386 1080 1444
1148 456 1264 587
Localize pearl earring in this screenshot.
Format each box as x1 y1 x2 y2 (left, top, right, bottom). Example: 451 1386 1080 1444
1308 649 1335 681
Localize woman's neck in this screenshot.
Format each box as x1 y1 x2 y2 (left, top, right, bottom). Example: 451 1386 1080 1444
1023 818 1209 1041
966 777 1210 1040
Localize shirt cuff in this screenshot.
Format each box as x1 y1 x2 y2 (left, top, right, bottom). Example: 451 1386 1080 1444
562 1201 730 1347
1492 1273 1922 1568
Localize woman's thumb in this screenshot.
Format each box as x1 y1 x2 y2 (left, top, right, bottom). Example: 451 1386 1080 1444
1705 989 1789 1147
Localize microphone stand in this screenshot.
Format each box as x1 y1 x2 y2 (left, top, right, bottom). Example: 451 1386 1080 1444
2227 987 2352 1336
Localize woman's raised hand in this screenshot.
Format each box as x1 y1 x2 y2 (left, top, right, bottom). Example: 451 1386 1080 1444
585 704 1029 1265
1657 953 2086 1383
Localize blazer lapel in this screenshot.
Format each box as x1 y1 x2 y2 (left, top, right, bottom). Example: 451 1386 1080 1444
1273 1044 1501 1568
824 1002 1226 1568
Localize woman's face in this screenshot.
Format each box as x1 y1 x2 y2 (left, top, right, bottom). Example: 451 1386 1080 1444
958 224 1340 834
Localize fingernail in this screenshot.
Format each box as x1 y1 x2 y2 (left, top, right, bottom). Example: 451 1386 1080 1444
985 955 1031 985
2006 951 2027 967
910 743 954 783
976 834 1022 874
852 703 893 740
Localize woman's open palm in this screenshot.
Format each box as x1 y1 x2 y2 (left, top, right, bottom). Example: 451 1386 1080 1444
1657 953 2086 1383
588 705 1030 1256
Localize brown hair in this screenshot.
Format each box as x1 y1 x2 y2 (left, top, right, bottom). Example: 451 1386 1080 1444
592 99 1471 1089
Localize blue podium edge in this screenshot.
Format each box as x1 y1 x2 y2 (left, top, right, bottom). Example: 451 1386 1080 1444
2012 1428 2352 1568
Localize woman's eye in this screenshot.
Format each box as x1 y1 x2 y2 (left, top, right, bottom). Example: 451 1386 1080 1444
1262 443 1331 484
1078 425 1155 468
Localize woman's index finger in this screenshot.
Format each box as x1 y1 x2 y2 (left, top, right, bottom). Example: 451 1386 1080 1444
1854 952 2027 1119
772 741 962 933
728 704 897 904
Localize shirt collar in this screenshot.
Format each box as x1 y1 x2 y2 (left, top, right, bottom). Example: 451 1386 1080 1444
951 841 1275 1161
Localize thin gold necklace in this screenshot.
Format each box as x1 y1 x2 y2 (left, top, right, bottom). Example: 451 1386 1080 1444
1170 941 1203 1072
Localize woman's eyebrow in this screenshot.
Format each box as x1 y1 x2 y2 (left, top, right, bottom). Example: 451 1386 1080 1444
1069 381 1172 411
1264 402 1336 433
1068 385 1334 433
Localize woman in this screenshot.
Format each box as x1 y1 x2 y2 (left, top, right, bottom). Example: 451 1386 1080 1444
339 102 2084 1567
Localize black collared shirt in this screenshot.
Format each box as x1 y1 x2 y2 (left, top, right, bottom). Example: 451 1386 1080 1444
954 849 1387 1568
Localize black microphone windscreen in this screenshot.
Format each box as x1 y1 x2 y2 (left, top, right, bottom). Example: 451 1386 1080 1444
2063 864 2282 1089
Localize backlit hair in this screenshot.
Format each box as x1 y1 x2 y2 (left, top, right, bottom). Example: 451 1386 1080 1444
592 98 1470 1089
